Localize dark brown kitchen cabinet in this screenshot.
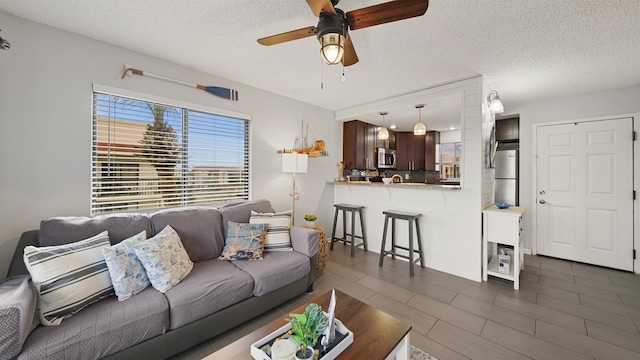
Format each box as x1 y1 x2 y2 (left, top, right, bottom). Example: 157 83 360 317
376 130 396 150
395 132 425 171
425 131 440 171
495 117 519 142
343 120 377 170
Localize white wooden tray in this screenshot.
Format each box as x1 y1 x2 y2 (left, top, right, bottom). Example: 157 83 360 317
250 317 353 360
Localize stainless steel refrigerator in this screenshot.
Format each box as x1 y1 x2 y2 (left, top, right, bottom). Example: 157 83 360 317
494 149 519 205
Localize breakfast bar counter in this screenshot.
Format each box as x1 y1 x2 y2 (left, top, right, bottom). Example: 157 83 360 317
332 180 461 190
331 180 481 282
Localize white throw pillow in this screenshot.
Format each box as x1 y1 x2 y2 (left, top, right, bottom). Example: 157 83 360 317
249 210 293 251
132 225 193 293
102 230 150 301
23 231 114 326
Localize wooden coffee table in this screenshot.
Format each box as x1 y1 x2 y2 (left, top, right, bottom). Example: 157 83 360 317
204 289 412 360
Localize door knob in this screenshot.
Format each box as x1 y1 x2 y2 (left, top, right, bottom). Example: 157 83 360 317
539 190 545 195
539 200 546 204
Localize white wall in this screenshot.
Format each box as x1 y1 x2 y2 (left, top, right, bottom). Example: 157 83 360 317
506 85 640 253
439 129 462 143
0 12 341 281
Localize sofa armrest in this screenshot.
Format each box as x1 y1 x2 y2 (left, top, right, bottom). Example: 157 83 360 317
289 226 319 257
0 275 39 360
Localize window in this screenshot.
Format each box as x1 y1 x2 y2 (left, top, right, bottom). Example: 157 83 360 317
440 142 461 179
92 91 250 214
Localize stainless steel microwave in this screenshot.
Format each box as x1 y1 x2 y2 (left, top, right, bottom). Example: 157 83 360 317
377 148 396 169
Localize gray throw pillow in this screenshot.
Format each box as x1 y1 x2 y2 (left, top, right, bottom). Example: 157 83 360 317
0 275 38 360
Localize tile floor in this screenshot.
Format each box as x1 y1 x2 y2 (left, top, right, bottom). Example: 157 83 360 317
172 245 640 360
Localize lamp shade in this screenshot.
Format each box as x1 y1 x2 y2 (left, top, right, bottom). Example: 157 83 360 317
489 98 504 114
320 33 345 65
378 127 389 140
413 122 427 135
487 90 505 114
282 153 308 173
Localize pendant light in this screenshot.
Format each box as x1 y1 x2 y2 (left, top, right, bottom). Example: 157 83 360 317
413 104 427 135
378 112 389 140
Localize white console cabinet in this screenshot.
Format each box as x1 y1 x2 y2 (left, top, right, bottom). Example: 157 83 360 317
482 205 526 289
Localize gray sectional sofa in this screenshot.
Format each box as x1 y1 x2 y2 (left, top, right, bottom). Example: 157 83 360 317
2 199 319 360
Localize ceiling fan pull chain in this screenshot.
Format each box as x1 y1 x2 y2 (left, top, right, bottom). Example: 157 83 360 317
320 57 324 90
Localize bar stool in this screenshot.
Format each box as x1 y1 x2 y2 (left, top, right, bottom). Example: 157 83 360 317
330 204 368 257
379 210 424 277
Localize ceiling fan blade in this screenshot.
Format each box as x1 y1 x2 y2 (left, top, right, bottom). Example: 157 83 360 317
306 0 336 16
257 26 318 46
346 0 429 30
342 35 359 66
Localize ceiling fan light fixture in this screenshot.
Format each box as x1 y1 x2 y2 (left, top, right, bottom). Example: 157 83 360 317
487 90 504 114
413 104 427 135
378 111 389 140
320 33 345 64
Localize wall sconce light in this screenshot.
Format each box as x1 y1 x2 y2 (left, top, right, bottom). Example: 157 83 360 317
282 153 308 225
487 90 504 114
378 112 389 140
413 104 427 135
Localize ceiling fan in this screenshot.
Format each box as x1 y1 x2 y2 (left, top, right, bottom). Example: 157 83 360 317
257 0 429 66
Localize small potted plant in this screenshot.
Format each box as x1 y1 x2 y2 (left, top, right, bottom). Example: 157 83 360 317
304 214 317 229
287 303 328 360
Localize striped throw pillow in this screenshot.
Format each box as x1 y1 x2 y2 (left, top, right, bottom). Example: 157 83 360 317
23 231 114 326
249 210 293 251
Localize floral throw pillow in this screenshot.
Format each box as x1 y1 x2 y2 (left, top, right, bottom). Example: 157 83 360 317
219 221 267 261
132 225 193 293
101 230 150 301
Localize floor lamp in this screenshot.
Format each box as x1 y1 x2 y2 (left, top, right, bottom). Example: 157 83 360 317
282 153 308 226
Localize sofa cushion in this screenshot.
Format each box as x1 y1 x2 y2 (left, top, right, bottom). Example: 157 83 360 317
149 206 224 261
249 210 293 251
39 213 152 247
219 199 274 235
0 276 38 360
219 221 267 260
163 259 254 330
102 231 150 301
231 251 310 296
23 231 114 326
18 286 170 360
132 225 193 293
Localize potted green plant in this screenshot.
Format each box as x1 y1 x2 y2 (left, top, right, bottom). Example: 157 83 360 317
304 214 317 229
286 303 328 360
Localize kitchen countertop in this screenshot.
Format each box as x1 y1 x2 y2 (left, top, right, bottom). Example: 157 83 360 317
331 180 461 190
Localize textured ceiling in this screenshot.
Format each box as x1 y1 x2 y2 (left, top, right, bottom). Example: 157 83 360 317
1 0 639 129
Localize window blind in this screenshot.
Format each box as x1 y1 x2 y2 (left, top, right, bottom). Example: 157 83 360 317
91 92 250 214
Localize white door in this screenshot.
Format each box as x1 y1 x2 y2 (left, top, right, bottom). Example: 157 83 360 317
536 118 633 271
